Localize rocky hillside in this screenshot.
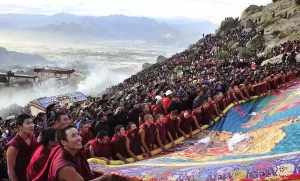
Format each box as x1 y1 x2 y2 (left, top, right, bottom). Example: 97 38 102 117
240 0 300 49
191 0 300 62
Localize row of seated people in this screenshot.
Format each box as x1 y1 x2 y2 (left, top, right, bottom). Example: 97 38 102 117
86 70 298 163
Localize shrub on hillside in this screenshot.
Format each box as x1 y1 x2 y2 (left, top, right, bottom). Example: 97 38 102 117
296 0 300 5
244 5 264 15
262 15 274 27
272 30 281 37
278 31 288 39
218 17 239 35
247 35 265 52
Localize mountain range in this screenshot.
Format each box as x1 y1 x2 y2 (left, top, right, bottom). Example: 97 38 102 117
0 13 216 44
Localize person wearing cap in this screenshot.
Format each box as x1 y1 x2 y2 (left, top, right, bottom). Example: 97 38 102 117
162 90 173 114
151 96 164 115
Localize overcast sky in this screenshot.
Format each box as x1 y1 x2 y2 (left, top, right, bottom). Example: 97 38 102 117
0 0 271 24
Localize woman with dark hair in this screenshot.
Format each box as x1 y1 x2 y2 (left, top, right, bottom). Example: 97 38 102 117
27 128 56 181
6 114 37 181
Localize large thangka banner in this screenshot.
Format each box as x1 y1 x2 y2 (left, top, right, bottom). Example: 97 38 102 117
91 80 300 181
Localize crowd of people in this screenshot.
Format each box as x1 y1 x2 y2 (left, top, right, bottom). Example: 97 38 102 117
0 18 300 181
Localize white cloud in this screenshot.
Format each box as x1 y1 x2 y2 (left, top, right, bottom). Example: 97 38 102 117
0 0 271 23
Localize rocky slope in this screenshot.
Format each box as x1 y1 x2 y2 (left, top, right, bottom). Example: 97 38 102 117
240 0 300 50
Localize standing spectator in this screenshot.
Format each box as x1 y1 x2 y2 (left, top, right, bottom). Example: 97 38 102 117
162 90 173 113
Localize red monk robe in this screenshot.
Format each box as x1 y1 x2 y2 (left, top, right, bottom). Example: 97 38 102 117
27 144 56 181
192 108 205 126
127 129 143 155
111 135 130 160
80 129 94 146
27 145 100 181
89 138 112 159
179 113 195 134
215 94 226 113
165 115 179 140
139 122 158 151
6 134 38 181
201 101 215 124
47 145 96 181
26 145 60 181
156 116 170 145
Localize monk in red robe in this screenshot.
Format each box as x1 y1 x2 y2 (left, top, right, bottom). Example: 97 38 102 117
166 111 180 140
192 108 204 127
201 100 215 125
239 83 250 100
79 121 94 146
89 130 112 162
156 115 174 146
139 114 165 155
126 122 145 157
179 111 195 137
6 114 38 181
167 110 188 139
48 126 139 181
246 82 255 97
226 85 238 104
27 128 56 181
233 84 247 101
111 125 130 162
207 96 220 118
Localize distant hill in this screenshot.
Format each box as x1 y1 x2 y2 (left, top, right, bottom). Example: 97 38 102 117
0 47 48 67
155 17 217 44
0 13 216 44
